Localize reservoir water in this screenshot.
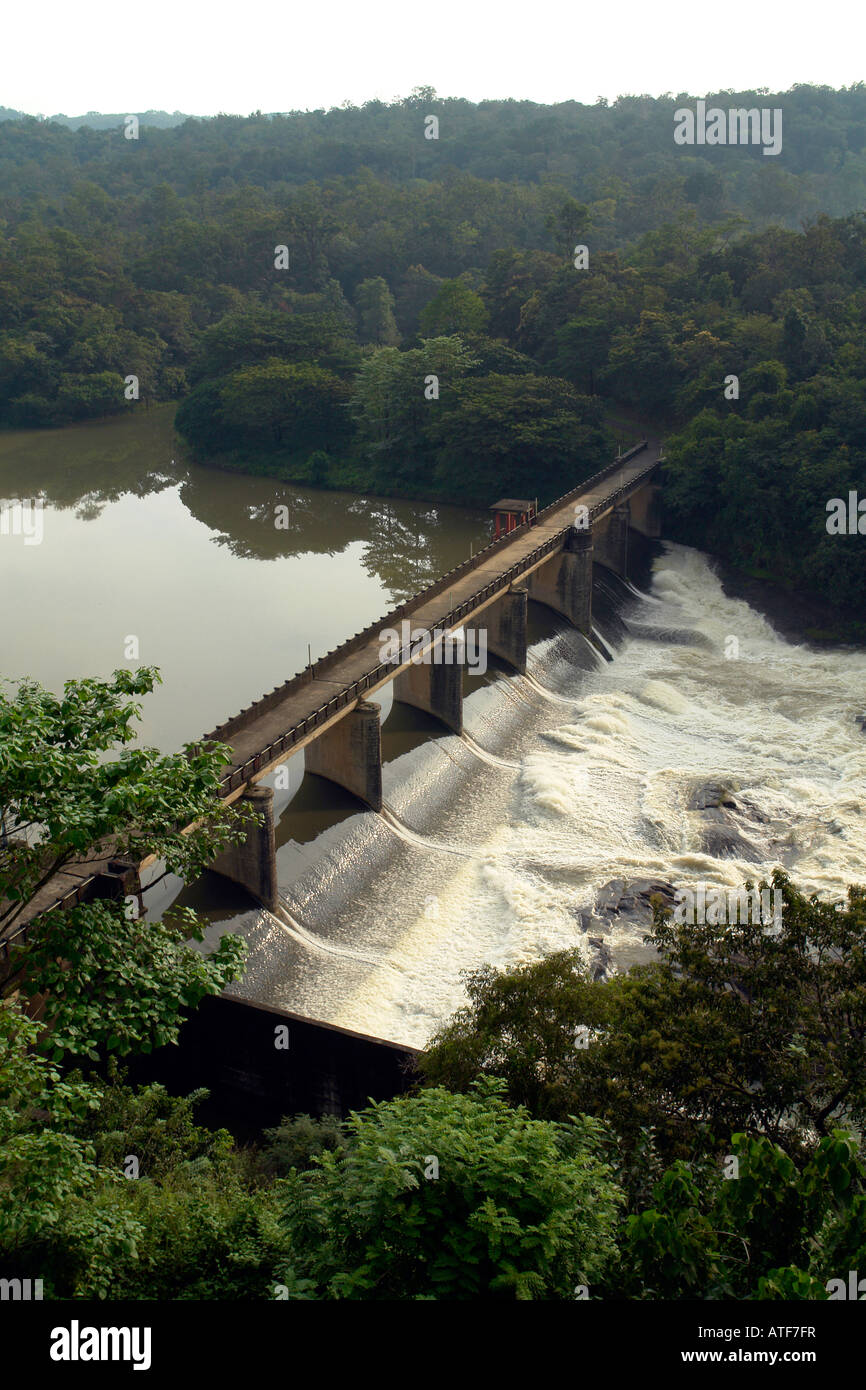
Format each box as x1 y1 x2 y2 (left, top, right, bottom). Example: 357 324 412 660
0 407 490 750
3 408 865 1049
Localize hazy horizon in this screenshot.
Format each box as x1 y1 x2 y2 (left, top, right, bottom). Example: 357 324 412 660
6 79 866 124
5 0 861 120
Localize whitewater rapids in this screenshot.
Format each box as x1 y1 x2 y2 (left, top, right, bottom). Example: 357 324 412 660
217 543 866 1048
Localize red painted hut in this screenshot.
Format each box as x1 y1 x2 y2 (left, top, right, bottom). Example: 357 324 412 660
490 498 537 540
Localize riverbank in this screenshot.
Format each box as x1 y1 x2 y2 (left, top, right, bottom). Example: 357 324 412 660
602 406 866 647
7 403 862 647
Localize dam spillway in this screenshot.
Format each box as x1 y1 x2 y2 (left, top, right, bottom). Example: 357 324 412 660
200 541 866 1050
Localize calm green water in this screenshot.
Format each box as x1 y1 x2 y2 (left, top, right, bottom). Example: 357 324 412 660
0 406 490 751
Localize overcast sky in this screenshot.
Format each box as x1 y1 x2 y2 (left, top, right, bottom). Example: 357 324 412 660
4 0 863 115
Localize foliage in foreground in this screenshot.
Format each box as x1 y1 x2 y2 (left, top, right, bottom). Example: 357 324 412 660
420 871 866 1165
0 667 251 1059
612 1129 866 1301
2 1004 624 1300
273 1081 622 1300
0 1004 289 1299
4 993 865 1300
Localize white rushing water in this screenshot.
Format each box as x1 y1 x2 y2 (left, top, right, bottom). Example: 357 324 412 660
224 542 866 1048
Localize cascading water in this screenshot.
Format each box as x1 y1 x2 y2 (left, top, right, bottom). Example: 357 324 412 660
221 541 866 1048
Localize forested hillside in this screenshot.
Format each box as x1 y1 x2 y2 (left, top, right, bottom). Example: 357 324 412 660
1 87 864 614
3 85 866 209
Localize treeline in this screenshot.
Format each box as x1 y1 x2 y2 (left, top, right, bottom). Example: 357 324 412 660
3 85 866 213
0 107 189 130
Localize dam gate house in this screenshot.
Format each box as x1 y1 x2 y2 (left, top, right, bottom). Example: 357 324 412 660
490 498 537 540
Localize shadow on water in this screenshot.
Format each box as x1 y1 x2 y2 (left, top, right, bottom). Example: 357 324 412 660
275 776 367 850
381 700 454 763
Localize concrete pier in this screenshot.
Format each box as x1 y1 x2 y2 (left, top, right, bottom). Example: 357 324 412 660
596 502 630 577
486 585 528 672
393 644 464 734
211 783 278 911
629 481 662 538
304 699 383 810
527 527 594 634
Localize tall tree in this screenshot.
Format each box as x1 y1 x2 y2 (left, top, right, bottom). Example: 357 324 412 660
419 279 488 336
354 277 400 346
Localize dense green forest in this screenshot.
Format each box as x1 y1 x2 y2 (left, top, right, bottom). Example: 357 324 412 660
1 87 864 610
3 85 866 209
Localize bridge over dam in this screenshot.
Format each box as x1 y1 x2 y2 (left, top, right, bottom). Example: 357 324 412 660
2 437 663 954
198 438 663 911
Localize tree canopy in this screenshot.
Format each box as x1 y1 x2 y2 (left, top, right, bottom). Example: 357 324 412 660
0 667 252 1059
420 871 866 1162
